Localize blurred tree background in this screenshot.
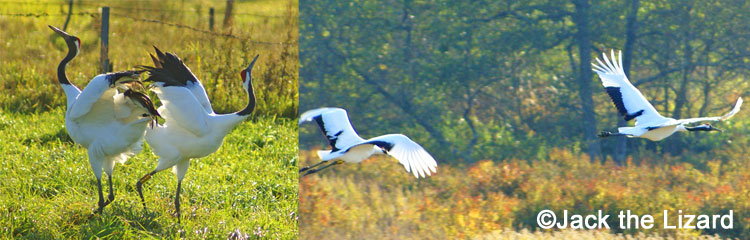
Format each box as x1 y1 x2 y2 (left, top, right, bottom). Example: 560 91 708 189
299 0 750 238
300 0 750 165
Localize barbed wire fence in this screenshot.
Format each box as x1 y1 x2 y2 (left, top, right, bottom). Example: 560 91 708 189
1 0 295 73
0 0 286 17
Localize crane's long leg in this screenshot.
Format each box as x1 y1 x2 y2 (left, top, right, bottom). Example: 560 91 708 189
87 150 107 215
299 160 327 173
93 177 106 214
171 160 189 225
102 174 115 207
175 180 182 224
136 170 157 210
302 160 343 177
598 130 626 138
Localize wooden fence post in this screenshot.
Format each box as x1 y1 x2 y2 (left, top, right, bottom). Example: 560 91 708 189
62 0 73 31
223 0 233 28
100 6 110 74
209 7 214 31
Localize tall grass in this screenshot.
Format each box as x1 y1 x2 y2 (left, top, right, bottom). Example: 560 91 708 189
1 0 298 238
474 229 725 240
299 148 750 239
0 0 298 117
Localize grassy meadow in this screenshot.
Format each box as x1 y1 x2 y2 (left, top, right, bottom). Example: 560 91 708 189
299 148 750 239
1 0 298 238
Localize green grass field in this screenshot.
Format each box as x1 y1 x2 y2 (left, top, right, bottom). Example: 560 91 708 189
0 0 298 116
1 109 298 238
1 0 298 238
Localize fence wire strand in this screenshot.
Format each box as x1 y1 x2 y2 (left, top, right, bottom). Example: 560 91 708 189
0 0 286 18
109 12 292 46
0 12 97 17
1 9 294 46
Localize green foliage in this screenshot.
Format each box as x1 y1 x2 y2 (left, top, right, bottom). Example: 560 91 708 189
300 0 750 162
0 109 299 239
0 0 299 238
300 1 750 239
0 0 298 117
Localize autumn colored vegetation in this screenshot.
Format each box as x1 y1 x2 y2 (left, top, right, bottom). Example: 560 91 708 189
300 1 750 239
300 147 750 239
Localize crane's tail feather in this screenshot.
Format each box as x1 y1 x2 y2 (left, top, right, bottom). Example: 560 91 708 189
317 150 333 160
116 139 144 164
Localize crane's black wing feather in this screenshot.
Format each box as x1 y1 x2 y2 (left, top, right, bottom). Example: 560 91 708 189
139 46 200 87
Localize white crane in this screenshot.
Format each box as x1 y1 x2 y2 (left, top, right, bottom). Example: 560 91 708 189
299 107 438 178
593 50 743 141
49 25 160 214
135 47 258 223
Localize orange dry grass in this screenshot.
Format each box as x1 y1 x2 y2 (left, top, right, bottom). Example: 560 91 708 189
299 148 750 239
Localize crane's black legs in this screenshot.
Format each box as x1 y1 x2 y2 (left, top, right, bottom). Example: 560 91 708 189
93 177 106 214
598 130 625 138
299 160 326 173
302 160 343 177
136 170 157 210
102 175 115 207
91 174 116 215
175 180 182 224
136 170 183 225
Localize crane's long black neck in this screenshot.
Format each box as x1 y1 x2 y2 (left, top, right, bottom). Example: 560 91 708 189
56 44 77 85
235 55 259 117
236 81 256 116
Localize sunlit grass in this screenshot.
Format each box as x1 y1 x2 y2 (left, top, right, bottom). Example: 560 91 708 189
0 108 298 239
0 0 298 238
0 0 298 116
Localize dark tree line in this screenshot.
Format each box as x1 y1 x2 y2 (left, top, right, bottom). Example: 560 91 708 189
300 0 750 165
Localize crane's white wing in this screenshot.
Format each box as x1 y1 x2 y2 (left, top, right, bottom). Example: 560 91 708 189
673 97 743 125
592 50 665 125
299 107 365 151
113 92 133 120
68 76 112 120
359 134 437 178
145 47 214 114
153 86 209 137
186 81 214 114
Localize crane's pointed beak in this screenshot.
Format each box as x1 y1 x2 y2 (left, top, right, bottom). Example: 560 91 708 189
711 126 723 132
48 25 73 39
246 54 259 73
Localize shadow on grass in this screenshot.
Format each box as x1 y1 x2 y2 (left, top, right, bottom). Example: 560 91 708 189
22 128 74 146
6 201 174 239
77 202 170 238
